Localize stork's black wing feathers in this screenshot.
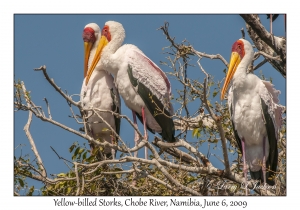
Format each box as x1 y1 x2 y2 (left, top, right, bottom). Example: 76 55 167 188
260 98 278 186
110 88 121 136
110 88 121 159
127 64 175 142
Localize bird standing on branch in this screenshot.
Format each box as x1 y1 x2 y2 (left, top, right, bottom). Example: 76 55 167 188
81 23 121 160
84 21 176 159
221 39 283 194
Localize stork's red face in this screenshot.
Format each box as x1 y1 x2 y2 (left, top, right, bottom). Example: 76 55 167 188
84 25 111 85
221 40 245 100
83 27 96 79
102 25 111 42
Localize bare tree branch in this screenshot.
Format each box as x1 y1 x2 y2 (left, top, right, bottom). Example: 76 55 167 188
21 82 47 178
34 65 81 107
240 14 286 78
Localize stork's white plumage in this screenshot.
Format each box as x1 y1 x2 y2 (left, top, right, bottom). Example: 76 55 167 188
84 21 175 159
81 23 121 160
221 39 282 190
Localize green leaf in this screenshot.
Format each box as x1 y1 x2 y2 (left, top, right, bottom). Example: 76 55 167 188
213 90 218 98
85 153 96 163
69 144 76 153
18 178 24 187
66 187 72 195
57 173 66 178
78 148 85 155
102 128 110 132
74 147 80 156
82 151 87 160
72 153 76 161
192 128 199 138
54 182 60 189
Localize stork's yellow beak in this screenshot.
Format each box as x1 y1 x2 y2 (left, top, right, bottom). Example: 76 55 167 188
84 42 93 79
221 52 241 100
85 36 109 85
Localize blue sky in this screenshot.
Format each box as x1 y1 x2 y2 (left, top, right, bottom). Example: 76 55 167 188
14 14 286 195
14 14 287 194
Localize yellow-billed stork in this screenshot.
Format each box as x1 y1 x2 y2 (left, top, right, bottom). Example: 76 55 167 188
221 39 283 189
81 23 121 160
84 21 175 159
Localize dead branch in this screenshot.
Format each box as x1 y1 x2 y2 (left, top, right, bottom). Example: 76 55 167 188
34 65 81 107
21 82 47 178
192 47 228 67
240 14 286 78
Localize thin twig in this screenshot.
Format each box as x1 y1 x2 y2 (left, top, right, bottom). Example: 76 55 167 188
50 146 73 171
192 48 228 67
253 59 268 71
34 65 80 107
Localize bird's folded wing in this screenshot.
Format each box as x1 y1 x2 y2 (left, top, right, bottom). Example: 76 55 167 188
260 80 283 140
127 49 173 114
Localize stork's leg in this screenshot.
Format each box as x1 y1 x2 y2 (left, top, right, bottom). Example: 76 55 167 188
262 136 266 185
132 111 139 158
132 111 139 187
270 14 273 34
142 107 148 160
111 134 116 160
242 138 248 196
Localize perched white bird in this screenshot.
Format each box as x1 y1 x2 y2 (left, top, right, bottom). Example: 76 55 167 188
81 23 121 160
221 39 283 188
83 21 175 158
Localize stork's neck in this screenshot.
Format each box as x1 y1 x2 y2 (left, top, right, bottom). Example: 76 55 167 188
100 36 124 76
232 51 253 88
